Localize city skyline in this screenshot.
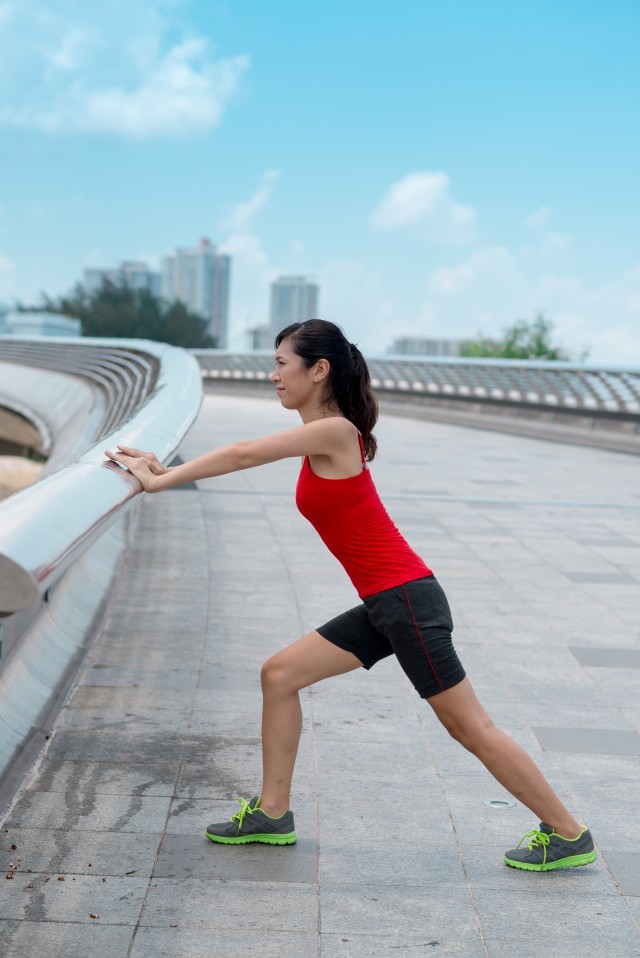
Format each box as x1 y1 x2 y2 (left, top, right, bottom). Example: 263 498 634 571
82 255 324 351
1 2 639 363
83 239 231 346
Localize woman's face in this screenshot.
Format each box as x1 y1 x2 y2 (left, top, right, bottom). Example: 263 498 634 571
270 338 318 411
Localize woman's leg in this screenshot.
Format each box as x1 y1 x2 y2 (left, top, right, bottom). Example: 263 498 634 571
259 631 363 817
427 677 582 837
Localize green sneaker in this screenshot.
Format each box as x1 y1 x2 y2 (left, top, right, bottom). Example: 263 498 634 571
504 822 596 871
205 796 297 845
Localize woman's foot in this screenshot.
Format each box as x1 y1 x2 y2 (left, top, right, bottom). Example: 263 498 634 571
205 796 297 845
504 823 596 871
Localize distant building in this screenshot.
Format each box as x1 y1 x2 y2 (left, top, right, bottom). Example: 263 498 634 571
246 325 272 351
1 311 81 337
121 261 162 297
83 261 161 297
389 336 468 357
269 276 319 339
83 267 116 294
161 239 231 347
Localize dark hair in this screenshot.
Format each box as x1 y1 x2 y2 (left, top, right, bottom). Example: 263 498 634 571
275 319 378 461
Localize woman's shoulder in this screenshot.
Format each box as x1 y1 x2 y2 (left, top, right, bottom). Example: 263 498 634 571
316 416 359 442
300 417 360 461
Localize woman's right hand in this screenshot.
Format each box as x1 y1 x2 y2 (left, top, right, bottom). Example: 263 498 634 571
104 444 169 475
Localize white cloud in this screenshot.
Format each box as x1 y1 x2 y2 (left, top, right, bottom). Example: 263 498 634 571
525 206 553 229
371 171 476 242
523 207 572 258
0 3 15 26
216 172 283 345
540 231 572 255
77 42 248 138
218 232 274 347
417 245 640 364
45 27 92 71
318 259 397 352
429 247 526 299
223 170 279 233
0 5 248 138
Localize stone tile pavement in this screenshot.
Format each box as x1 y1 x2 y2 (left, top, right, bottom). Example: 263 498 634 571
1 392 639 957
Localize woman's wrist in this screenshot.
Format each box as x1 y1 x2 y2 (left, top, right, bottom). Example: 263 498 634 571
148 466 178 492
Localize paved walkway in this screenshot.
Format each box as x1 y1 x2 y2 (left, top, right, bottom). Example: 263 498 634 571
2 392 640 957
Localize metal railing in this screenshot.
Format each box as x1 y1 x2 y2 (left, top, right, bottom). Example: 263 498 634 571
0 338 203 616
0 338 159 441
0 338 202 806
192 350 640 420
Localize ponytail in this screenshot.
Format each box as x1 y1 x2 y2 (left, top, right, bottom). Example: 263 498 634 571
275 320 378 461
344 344 378 461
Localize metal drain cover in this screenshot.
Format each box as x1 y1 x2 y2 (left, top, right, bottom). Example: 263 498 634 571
485 799 517 808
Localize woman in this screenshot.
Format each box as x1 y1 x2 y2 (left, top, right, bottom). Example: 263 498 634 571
105 319 596 872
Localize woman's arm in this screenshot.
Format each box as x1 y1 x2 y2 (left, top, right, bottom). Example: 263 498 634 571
105 417 355 493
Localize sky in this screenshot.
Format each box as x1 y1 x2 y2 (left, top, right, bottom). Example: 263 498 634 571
1 0 639 362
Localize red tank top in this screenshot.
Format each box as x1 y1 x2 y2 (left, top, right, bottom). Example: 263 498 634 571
295 433 432 599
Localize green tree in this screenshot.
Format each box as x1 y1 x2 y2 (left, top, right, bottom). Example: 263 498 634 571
460 313 589 361
32 279 215 348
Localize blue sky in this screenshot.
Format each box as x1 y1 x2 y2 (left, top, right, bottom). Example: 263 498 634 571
1 0 639 361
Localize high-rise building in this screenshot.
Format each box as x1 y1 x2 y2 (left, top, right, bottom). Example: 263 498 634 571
121 261 162 297
83 262 161 297
269 276 319 339
211 253 231 349
83 267 117 294
246 324 272 351
389 336 469 357
161 239 231 347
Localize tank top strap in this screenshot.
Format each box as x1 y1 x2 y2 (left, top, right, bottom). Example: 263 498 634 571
357 430 366 469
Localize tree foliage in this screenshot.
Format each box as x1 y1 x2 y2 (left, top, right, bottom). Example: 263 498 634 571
34 280 215 348
460 313 589 361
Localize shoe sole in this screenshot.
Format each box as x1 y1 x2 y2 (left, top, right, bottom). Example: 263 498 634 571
504 850 597 871
205 830 297 845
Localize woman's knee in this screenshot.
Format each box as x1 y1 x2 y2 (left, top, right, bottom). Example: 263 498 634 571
428 679 496 753
437 708 495 753
261 652 296 695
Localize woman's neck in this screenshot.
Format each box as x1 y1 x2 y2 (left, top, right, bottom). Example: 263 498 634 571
298 401 344 425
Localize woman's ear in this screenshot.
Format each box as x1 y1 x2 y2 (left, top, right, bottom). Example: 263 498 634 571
313 358 330 383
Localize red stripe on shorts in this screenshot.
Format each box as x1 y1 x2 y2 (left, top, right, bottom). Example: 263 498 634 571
401 584 445 692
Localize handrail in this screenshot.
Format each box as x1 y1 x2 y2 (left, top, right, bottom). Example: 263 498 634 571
0 338 160 440
0 338 202 615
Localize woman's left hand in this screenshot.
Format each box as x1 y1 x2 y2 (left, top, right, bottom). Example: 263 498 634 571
105 445 169 475
104 447 162 492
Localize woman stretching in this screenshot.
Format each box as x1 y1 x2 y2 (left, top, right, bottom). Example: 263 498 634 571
105 319 596 872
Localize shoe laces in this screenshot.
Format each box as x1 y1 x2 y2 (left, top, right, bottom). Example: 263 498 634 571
230 796 255 829
519 828 551 861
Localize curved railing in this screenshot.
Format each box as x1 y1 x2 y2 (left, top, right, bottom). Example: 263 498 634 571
192 350 640 419
0 337 203 616
0 338 159 447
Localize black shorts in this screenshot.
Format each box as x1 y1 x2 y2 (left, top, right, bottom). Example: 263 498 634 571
316 575 465 699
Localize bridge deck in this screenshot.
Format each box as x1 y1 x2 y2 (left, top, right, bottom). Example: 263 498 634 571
2 392 639 957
